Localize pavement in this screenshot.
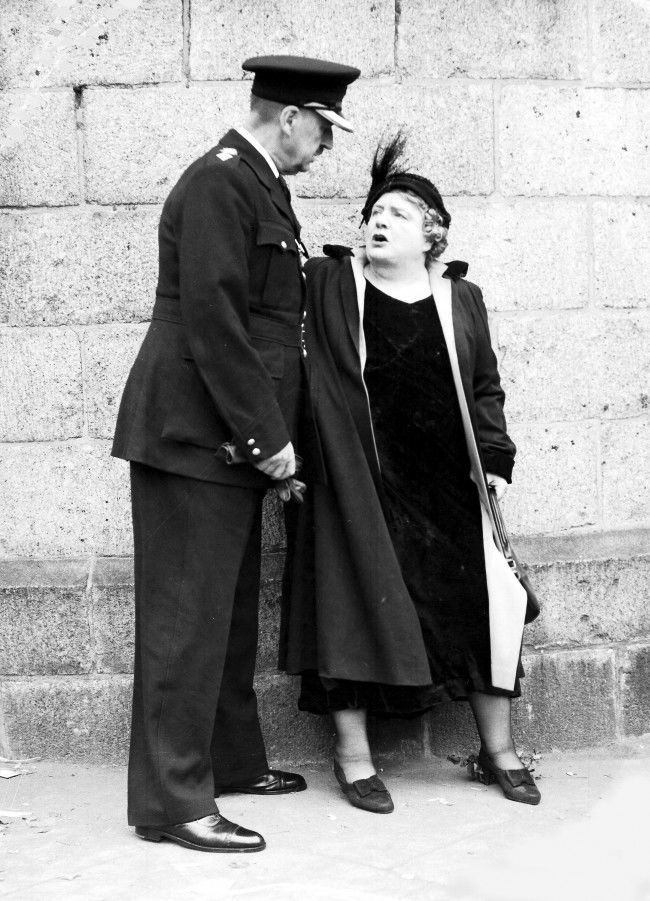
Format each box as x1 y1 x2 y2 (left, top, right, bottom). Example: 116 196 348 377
1 739 649 901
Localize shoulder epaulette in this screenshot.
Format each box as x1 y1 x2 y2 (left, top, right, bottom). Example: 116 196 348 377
215 147 239 163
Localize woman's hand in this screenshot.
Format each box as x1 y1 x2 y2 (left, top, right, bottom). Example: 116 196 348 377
486 472 508 501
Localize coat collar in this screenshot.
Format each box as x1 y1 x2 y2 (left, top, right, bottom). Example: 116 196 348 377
218 128 301 234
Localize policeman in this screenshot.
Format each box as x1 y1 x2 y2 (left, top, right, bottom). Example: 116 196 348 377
112 55 360 853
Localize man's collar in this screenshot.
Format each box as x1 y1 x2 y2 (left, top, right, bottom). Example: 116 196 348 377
234 126 280 178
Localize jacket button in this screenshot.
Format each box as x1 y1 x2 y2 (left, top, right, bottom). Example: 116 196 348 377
247 438 255 446
280 240 287 250
252 448 261 456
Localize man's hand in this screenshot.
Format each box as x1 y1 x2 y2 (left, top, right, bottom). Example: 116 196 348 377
486 472 508 501
253 442 296 480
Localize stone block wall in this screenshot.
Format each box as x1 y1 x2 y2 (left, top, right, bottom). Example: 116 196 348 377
0 0 648 763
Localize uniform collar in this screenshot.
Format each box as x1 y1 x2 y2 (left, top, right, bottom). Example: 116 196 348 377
218 128 300 236
234 126 280 178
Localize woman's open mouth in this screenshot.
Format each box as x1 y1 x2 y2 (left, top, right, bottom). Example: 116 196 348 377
371 233 388 244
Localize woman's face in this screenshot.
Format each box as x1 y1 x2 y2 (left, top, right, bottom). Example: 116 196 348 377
365 191 431 267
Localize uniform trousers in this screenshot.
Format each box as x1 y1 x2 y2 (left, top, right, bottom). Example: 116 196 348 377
127 462 269 827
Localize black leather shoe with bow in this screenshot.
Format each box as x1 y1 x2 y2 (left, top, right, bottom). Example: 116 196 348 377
477 748 541 805
333 759 394 814
135 813 265 852
221 769 307 795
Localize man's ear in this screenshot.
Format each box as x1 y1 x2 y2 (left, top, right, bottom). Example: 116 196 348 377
279 105 300 135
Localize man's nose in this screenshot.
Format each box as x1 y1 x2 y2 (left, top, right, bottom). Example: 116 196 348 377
321 128 334 151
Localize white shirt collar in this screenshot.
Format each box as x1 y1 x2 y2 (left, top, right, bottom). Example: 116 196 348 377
235 126 280 178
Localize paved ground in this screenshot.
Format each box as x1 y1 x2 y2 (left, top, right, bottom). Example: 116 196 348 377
1 739 649 901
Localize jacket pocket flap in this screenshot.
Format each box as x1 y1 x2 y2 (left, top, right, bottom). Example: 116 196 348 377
256 220 297 253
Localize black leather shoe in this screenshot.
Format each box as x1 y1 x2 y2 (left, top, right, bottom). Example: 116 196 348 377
221 769 307 795
476 748 541 806
135 813 265 852
333 759 394 814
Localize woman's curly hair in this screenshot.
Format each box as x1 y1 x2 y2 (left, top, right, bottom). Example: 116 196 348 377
401 191 449 264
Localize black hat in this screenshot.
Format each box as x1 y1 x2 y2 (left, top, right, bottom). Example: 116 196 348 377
361 133 451 228
242 55 360 132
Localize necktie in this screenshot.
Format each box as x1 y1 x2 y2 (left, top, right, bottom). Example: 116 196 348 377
278 175 291 204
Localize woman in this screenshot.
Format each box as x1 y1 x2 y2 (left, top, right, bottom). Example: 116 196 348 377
282 136 540 813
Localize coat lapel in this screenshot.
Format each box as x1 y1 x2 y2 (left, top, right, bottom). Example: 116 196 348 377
348 253 366 362
429 261 491 512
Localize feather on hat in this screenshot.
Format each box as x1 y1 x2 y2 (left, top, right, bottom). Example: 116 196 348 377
361 132 451 228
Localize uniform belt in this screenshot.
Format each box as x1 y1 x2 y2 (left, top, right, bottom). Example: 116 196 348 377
152 296 301 348
249 312 302 348
152 295 182 323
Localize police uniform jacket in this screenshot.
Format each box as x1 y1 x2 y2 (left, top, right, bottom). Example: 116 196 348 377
112 129 305 487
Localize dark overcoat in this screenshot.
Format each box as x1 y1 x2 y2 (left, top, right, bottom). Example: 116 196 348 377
281 250 525 690
112 129 306 486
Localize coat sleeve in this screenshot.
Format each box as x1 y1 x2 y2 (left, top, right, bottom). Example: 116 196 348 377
177 163 291 463
466 282 516 483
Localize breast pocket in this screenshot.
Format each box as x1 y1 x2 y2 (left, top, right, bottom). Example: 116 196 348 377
253 220 301 313
256 220 298 257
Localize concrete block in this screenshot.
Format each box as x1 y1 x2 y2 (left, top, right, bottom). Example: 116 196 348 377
499 86 650 196
0 327 83 440
0 676 132 762
82 325 148 439
83 83 250 204
497 312 650 422
298 81 494 199
0 441 132 558
190 0 393 80
257 553 284 673
297 198 590 312
596 313 650 419
293 200 362 257
0 0 182 88
0 208 160 326
525 555 650 650
255 673 334 765
618 645 650 737
368 716 427 763
445 198 590 312
593 0 650 83
92 558 135 675
602 418 650 527
0 559 91 676
0 90 79 206
426 701 479 757
513 649 617 749
262 493 286 552
498 316 593 422
594 200 650 309
504 421 599 535
398 0 588 79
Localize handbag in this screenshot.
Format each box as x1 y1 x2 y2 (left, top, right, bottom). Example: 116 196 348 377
487 487 540 624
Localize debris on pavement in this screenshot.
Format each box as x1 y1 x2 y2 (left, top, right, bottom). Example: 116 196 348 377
0 811 33 821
